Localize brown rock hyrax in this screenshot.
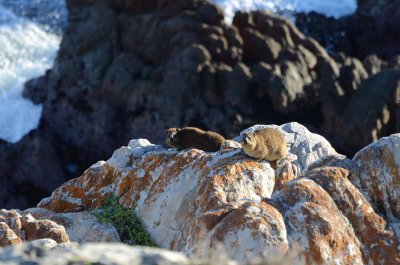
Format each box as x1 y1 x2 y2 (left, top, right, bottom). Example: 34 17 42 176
241 127 288 164
165 127 225 152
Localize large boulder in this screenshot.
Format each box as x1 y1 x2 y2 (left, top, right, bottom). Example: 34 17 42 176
36 123 400 263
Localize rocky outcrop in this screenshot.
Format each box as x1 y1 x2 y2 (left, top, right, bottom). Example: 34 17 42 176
36 123 400 264
0 209 69 247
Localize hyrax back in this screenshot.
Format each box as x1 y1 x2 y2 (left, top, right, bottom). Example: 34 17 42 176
242 127 287 162
165 127 225 152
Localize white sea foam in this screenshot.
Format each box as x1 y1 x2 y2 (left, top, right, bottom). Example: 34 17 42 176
0 4 61 143
295 0 357 18
212 0 357 22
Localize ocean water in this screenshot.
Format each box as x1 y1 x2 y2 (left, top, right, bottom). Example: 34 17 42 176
0 0 356 144
213 0 357 22
0 1 64 143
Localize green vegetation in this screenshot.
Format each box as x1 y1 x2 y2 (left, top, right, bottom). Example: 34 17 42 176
92 196 158 247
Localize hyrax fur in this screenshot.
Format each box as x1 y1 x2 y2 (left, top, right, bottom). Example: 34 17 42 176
165 127 225 152
241 128 288 165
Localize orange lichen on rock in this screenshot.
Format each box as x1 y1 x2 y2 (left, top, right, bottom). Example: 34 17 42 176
35 124 400 263
308 167 400 264
275 161 299 192
271 177 364 264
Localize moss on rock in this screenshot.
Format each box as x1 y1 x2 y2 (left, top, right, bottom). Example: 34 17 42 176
92 196 157 247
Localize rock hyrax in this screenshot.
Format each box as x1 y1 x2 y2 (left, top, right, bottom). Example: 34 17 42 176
165 127 225 152
241 127 288 163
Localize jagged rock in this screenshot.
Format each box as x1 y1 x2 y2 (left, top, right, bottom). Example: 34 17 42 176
25 208 120 244
0 209 69 247
0 223 22 247
336 70 400 153
0 241 190 265
351 134 400 229
363 54 386 75
39 123 400 263
20 214 69 243
338 58 368 95
34 124 400 263
307 167 400 264
270 176 364 264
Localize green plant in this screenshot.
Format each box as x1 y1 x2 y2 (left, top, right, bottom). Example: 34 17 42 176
92 196 158 247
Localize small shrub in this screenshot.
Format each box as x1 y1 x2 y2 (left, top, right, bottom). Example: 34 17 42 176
92 196 158 247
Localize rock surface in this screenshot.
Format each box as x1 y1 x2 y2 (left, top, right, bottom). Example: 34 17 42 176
0 209 69 247
0 241 191 265
351 134 400 238
36 123 400 264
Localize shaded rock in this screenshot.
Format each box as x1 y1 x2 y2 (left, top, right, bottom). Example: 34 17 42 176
338 58 368 95
267 61 307 113
337 70 400 153
363 54 386 75
25 208 120 244
240 28 282 64
0 133 66 209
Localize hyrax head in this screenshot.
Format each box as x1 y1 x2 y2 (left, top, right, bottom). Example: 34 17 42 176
165 128 179 148
242 131 256 149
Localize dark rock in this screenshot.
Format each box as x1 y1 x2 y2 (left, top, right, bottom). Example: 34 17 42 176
338 58 368 95
363 54 386 75
337 70 400 153
296 0 400 60
0 132 65 209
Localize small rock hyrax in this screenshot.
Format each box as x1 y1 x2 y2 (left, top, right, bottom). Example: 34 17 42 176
165 127 225 152
241 127 288 163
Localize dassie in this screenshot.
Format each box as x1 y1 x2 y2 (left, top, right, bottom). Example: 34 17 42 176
241 127 288 164
165 127 225 152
